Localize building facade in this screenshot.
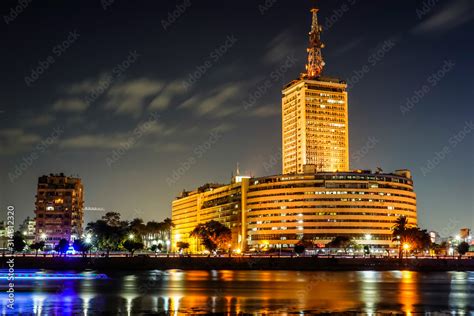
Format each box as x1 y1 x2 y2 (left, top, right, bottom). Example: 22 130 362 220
19 216 36 245
34 173 84 248
282 7 349 174
282 77 349 174
172 170 417 252
172 181 248 253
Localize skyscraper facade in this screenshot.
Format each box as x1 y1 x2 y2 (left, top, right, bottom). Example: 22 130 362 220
34 173 84 248
282 8 349 174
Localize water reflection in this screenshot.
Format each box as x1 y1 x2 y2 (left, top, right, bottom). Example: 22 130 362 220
1 270 473 314
398 271 419 315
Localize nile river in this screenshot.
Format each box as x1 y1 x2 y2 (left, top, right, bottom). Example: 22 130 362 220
2 270 474 314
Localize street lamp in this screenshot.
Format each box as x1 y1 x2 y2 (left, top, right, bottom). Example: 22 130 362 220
403 243 410 258
129 233 134 240
40 233 47 240
365 234 372 241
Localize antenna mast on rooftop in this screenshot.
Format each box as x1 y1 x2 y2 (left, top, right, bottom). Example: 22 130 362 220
302 3 325 79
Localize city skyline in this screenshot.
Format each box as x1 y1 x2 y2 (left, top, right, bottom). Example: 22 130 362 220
1 0 473 236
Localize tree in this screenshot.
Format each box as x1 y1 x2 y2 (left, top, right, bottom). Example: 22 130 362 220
161 218 175 242
457 242 470 256
73 239 92 257
392 216 409 241
13 231 26 253
326 236 356 253
392 216 432 258
102 212 122 227
30 241 45 257
123 240 144 256
86 212 128 257
130 218 147 235
176 241 190 253
190 220 232 252
54 239 69 256
294 242 305 255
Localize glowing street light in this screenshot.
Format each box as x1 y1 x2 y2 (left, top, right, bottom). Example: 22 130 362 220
129 233 134 240
403 243 410 250
85 234 92 244
365 234 372 241
40 233 47 240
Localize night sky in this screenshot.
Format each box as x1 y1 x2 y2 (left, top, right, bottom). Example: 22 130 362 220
0 0 473 236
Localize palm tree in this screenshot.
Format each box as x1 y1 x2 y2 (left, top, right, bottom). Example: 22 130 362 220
130 218 147 242
392 216 409 259
161 218 175 245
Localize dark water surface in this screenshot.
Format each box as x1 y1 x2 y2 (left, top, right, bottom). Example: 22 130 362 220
2 270 474 315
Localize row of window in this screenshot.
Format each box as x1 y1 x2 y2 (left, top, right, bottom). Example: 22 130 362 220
248 204 416 213
247 198 415 207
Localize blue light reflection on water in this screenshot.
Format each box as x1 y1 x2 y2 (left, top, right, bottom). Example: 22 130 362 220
0 270 473 315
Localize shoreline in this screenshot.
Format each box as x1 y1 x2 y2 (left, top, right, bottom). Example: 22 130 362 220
3 256 474 272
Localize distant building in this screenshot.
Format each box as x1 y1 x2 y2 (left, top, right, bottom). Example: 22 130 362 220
19 216 36 245
34 173 84 248
459 228 471 241
429 231 442 244
172 170 417 252
0 221 7 249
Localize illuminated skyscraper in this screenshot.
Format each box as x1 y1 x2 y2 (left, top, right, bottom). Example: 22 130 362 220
282 7 349 174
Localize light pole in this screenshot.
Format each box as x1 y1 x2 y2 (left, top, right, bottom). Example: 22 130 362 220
403 243 410 259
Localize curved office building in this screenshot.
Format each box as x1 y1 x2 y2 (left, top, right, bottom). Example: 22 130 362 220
171 169 417 252
245 170 417 249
